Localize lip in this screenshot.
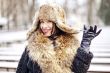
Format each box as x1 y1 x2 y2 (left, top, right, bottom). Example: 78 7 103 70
42 29 51 33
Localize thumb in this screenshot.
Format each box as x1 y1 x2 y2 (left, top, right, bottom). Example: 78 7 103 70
95 29 102 36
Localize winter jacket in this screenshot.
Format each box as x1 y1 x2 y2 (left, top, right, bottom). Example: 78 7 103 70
16 31 93 73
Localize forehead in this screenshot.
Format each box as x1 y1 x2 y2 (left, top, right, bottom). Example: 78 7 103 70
40 19 54 23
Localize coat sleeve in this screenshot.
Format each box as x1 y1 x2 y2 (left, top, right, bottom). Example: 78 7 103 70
16 48 29 73
71 48 93 73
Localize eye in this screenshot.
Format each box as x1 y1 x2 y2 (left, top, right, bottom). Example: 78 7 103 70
48 20 52 23
47 20 54 24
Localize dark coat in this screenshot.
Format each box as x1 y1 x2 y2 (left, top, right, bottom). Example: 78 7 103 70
16 31 93 73
16 47 93 73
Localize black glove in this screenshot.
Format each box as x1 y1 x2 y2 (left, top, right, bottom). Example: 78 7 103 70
80 25 102 53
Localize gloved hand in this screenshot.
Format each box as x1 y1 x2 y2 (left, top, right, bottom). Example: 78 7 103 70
80 25 102 53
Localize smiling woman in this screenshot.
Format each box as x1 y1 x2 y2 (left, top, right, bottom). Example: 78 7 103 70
16 3 102 73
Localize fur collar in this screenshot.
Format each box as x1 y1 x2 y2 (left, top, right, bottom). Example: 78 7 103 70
27 31 80 73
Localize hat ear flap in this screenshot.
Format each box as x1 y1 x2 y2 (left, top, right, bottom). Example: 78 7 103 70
53 5 79 34
56 20 79 34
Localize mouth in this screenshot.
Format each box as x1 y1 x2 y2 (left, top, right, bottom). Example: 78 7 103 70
42 29 51 33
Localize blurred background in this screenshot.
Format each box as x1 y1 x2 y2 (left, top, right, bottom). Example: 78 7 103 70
0 0 110 73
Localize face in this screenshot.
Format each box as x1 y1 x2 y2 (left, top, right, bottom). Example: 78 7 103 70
40 20 54 37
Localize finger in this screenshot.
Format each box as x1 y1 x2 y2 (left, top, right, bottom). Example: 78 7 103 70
96 29 102 36
89 26 93 32
84 25 87 30
90 26 93 30
94 25 97 33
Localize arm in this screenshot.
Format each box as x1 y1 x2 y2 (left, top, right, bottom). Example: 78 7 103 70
72 48 93 73
16 47 29 73
72 25 102 73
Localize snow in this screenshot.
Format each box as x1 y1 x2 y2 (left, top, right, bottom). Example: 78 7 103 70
0 17 8 25
0 30 27 43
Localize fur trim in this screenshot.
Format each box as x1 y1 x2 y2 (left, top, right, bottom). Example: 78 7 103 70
27 3 79 40
27 30 80 73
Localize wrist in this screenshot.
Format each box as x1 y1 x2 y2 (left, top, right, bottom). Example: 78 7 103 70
79 47 90 53
82 37 92 41
80 39 91 52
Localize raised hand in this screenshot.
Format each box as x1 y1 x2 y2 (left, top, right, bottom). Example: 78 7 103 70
83 25 102 41
80 25 102 53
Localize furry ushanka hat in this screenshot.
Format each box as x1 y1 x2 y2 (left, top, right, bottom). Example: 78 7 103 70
27 3 79 39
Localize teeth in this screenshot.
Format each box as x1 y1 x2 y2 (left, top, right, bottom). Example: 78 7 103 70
42 29 50 32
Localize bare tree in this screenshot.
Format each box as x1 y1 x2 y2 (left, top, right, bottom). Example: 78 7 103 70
98 0 110 25
87 0 94 25
28 0 35 24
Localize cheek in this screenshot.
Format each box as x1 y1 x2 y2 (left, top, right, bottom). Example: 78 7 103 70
49 23 53 29
49 26 53 29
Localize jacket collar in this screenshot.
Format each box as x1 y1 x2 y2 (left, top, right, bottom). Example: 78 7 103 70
27 31 80 73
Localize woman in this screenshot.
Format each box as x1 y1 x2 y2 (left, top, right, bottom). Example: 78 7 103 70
16 4 102 73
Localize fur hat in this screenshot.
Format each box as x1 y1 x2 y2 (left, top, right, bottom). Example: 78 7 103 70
27 3 79 39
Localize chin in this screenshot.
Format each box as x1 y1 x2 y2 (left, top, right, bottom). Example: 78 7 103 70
44 33 51 37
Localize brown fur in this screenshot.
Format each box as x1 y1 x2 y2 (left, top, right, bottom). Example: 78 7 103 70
27 30 80 73
27 4 79 40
